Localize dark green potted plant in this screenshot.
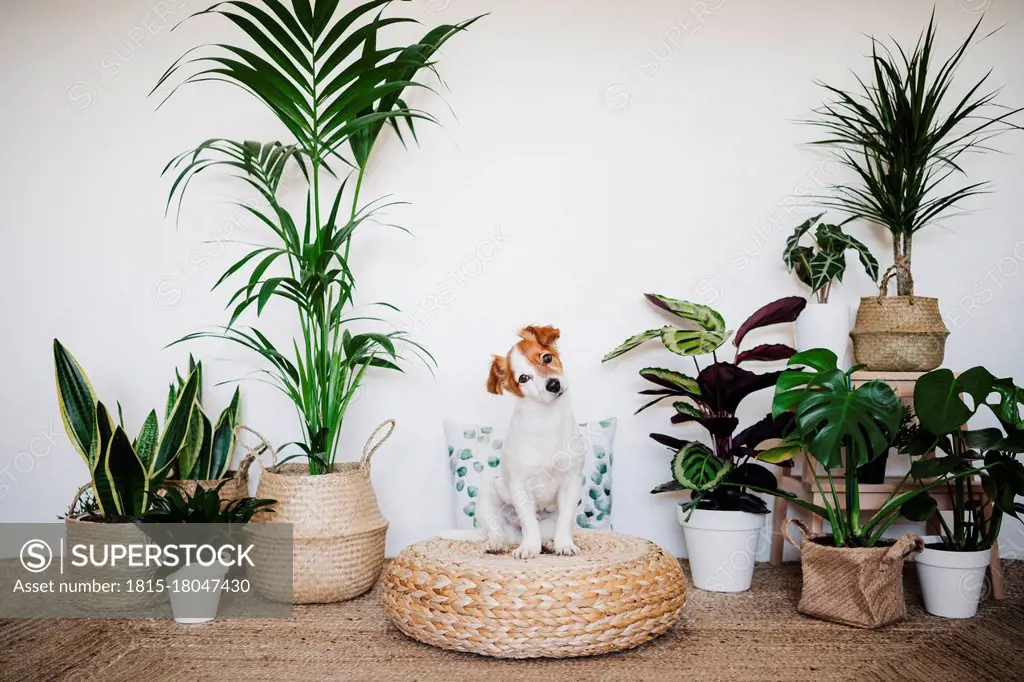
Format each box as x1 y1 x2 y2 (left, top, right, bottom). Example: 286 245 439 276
784 213 877 367
603 294 805 592
900 368 1024 618
138 482 276 624
760 349 987 627
809 12 1022 371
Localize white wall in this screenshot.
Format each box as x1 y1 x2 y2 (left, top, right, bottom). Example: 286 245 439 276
2 0 1023 561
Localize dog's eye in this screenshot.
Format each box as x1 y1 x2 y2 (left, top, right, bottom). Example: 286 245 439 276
541 353 553 364
518 374 531 384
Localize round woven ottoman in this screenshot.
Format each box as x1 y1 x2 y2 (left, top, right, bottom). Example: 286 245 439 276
381 530 687 658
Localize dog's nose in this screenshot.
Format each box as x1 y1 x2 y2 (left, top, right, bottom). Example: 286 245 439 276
545 378 561 394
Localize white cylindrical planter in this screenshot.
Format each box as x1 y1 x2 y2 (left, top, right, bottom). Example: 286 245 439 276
795 301 851 368
679 508 764 593
916 546 991 619
169 563 229 624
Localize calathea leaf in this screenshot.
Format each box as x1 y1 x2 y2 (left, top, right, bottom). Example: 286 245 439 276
644 293 725 332
659 326 730 357
602 329 663 361
734 412 795 450
725 462 778 490
651 479 685 494
733 296 806 348
670 411 739 438
639 367 701 395
735 344 796 364
697 363 782 415
650 433 690 451
672 442 730 492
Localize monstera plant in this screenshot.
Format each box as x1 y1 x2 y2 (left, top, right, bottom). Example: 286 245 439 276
603 295 808 514
54 340 199 518
783 213 878 304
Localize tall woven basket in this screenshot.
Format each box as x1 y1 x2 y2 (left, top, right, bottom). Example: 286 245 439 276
850 263 948 371
245 421 394 604
784 519 923 628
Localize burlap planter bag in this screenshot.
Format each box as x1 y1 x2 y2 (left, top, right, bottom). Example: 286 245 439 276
161 454 256 501
244 421 393 604
784 519 923 628
63 485 162 614
850 263 949 371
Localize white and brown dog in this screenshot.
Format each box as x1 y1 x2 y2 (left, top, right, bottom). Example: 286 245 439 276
478 325 584 559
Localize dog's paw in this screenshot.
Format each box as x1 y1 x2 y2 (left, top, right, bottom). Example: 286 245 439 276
483 537 509 554
513 540 542 560
554 537 581 556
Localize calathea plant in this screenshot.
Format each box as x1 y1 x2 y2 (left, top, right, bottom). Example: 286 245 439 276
783 213 878 303
154 1 481 474
603 295 807 514
53 340 199 518
166 356 241 481
900 368 1024 551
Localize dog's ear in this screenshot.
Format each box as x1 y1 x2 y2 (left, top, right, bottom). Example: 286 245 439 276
487 355 508 395
518 325 560 348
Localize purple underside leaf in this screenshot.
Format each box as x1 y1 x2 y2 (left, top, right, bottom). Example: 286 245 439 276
732 296 807 349
650 433 690 450
733 412 795 450
670 414 739 438
697 363 783 415
735 343 797 364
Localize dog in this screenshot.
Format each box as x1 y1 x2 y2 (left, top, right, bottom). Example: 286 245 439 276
477 325 584 559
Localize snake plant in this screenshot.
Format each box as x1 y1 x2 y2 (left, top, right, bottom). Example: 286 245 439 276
54 340 199 518
154 0 481 474
167 355 241 481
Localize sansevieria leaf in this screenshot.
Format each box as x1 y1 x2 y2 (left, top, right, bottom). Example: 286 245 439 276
53 340 97 467
105 426 147 517
209 387 241 480
671 442 730 491
660 326 730 357
602 329 663 362
90 402 116 516
644 294 725 332
153 369 199 486
133 410 159 469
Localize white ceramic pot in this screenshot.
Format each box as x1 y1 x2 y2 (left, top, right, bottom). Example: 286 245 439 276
168 563 229 624
678 508 764 593
795 301 851 368
915 545 991 619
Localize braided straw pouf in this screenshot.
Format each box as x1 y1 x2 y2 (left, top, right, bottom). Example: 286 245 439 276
381 530 687 658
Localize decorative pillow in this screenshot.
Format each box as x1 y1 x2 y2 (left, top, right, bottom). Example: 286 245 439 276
442 418 616 531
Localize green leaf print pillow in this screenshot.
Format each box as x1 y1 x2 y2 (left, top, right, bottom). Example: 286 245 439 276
442 418 616 531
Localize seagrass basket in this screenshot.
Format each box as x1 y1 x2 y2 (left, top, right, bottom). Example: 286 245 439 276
246 421 393 604
161 453 255 501
850 264 948 371
382 530 687 658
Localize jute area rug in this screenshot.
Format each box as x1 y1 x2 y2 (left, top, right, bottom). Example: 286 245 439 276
1 561 1022 681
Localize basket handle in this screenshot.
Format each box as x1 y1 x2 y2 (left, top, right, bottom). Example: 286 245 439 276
884 533 924 564
360 419 396 470
782 518 811 549
233 424 278 470
68 482 92 517
876 258 914 305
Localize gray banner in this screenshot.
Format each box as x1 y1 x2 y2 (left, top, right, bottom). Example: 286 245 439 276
0 523 294 619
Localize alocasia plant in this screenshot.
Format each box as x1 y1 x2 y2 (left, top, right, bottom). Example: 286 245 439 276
603 295 807 514
783 213 878 303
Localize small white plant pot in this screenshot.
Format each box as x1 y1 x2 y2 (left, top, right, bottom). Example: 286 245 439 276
168 563 229 624
795 301 851 368
678 508 764 593
915 546 991 619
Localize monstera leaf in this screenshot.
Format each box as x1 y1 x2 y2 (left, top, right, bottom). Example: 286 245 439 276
644 294 725 331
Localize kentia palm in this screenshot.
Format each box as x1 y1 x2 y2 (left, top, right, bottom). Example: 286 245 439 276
154 1 481 473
